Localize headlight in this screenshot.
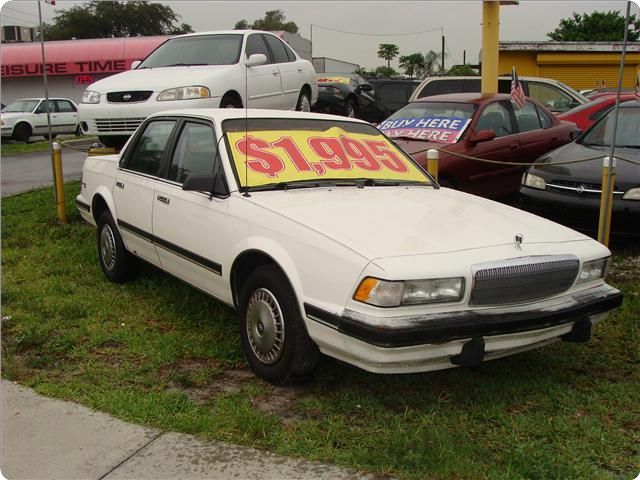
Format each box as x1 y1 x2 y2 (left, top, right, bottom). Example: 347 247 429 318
622 187 640 200
157 86 210 101
354 277 465 307
577 257 610 284
81 90 101 104
522 172 546 190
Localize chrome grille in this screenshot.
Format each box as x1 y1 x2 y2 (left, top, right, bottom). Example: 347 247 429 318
547 180 624 198
470 255 579 306
107 91 153 103
94 117 146 133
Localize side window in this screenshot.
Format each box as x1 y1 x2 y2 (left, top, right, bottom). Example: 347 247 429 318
497 79 512 94
527 82 574 113
167 122 217 183
418 79 463 98
462 79 481 93
126 120 176 176
263 35 290 63
514 101 543 133
282 42 297 62
245 34 271 62
475 102 513 137
536 105 553 128
35 100 58 114
56 100 77 113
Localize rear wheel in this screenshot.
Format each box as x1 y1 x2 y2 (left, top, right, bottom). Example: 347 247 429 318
13 123 32 143
97 211 137 283
345 99 357 118
239 265 319 384
220 94 241 108
295 90 311 112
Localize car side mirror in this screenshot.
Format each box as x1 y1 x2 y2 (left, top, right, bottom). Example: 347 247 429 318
246 54 268 68
130 60 141 70
468 129 495 144
183 174 229 197
570 128 582 141
358 84 374 92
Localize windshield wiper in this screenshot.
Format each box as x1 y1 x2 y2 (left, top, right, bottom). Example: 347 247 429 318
163 63 208 67
249 180 330 192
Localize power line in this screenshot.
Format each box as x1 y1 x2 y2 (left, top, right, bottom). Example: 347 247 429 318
312 24 443 37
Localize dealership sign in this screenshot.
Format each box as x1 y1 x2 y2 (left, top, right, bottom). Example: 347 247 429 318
379 117 471 144
1 60 130 78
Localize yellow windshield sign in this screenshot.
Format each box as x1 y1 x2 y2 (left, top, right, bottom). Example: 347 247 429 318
317 76 350 84
227 127 427 188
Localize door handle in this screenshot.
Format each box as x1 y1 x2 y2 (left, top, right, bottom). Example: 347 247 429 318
272 71 280 76
509 143 518 149
297 68 303 72
157 195 170 204
115 181 125 189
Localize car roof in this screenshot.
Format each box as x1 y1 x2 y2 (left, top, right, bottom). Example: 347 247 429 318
412 92 511 103
149 108 372 124
12 97 73 101
619 99 640 108
172 30 271 38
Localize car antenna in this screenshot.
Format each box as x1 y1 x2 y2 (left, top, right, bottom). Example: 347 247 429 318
243 46 251 198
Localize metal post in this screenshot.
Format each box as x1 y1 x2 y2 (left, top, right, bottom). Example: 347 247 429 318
310 24 313 59
52 142 67 223
481 1 500 94
597 0 631 246
441 34 445 73
427 149 439 182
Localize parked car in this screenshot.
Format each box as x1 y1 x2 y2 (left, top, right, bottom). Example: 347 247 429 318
1 97 79 142
410 76 589 114
378 93 577 198
585 88 636 100
78 30 318 148
312 73 381 122
368 78 421 121
558 94 638 131
520 100 640 235
76 108 621 384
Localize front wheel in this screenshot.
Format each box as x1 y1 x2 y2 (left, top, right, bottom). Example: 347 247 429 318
97 211 137 283
13 123 32 143
345 99 357 118
239 265 319 384
295 90 311 112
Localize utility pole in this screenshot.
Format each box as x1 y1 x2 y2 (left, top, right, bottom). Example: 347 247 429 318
441 33 445 73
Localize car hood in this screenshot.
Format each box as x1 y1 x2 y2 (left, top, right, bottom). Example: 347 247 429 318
88 65 235 93
246 186 587 260
531 142 640 188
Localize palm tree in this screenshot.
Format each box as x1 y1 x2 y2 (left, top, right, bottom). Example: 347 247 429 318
423 50 443 76
399 53 426 79
377 44 399 69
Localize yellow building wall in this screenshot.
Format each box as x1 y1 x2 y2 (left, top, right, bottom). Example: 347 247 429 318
499 51 640 90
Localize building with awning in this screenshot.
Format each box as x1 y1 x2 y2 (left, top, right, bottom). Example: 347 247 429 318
499 41 640 91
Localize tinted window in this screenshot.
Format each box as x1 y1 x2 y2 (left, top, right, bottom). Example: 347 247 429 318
138 35 243 68
527 82 574 113
417 79 464 98
282 42 297 61
167 122 217 183
462 79 481 92
126 120 176 176
536 105 553 128
377 84 407 103
246 34 271 61
582 106 640 148
514 101 542 132
476 102 513 137
263 35 290 63
56 100 77 113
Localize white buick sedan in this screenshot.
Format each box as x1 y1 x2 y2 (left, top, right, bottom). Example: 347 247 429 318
76 109 622 384
78 30 318 148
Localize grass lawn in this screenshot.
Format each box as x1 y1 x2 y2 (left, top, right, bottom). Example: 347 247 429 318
1 136 97 156
2 183 639 479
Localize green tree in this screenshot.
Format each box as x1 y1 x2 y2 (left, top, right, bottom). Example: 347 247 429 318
40 1 193 40
377 44 400 69
372 66 397 78
399 53 426 79
446 65 478 76
422 50 443 77
234 9 298 33
354 67 372 77
547 10 639 41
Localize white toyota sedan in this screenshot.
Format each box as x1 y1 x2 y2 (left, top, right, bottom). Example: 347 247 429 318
76 109 622 384
78 30 318 148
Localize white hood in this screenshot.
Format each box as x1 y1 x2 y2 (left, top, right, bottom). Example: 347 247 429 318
88 65 235 93
247 186 588 259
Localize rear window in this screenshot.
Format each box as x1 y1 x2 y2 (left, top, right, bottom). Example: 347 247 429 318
416 79 463 98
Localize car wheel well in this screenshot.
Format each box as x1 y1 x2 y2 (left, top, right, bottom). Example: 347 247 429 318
231 250 283 308
92 194 109 225
220 91 243 108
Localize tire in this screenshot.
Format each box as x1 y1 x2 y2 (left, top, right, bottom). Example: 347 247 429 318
239 265 320 384
345 98 357 118
97 211 137 283
220 95 241 108
98 135 128 149
75 125 83 137
295 90 311 112
13 123 32 143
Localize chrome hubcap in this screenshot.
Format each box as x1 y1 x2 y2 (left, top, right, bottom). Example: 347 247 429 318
246 288 285 364
100 224 117 271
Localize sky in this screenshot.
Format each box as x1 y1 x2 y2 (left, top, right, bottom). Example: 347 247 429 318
1 0 639 70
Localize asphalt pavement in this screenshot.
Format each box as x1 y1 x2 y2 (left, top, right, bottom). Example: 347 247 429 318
1 380 382 480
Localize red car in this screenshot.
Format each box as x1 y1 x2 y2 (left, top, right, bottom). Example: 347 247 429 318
558 94 638 131
378 93 578 198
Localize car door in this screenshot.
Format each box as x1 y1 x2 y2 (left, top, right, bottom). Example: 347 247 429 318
54 100 79 135
113 119 178 266
152 119 230 300
32 100 58 135
263 34 300 109
244 33 282 109
512 100 562 163
353 76 377 121
461 100 522 197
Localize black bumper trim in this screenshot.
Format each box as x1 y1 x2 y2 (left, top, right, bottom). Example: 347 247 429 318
75 199 90 213
304 288 623 348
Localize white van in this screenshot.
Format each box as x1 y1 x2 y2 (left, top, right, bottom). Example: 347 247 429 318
78 30 318 148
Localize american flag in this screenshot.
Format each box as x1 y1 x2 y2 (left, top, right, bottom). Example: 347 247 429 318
44 0 56 5
511 66 526 109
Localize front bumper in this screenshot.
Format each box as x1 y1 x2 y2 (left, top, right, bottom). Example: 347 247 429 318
304 283 622 373
520 186 640 235
1 126 14 137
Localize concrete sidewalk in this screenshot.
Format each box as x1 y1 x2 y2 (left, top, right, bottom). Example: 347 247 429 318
1 381 380 480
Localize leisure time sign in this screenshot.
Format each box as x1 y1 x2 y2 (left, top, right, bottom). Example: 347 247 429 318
1 59 129 77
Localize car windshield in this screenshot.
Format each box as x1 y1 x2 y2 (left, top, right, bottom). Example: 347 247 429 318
581 105 640 148
138 34 243 68
3 99 40 112
378 101 475 144
222 118 432 191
